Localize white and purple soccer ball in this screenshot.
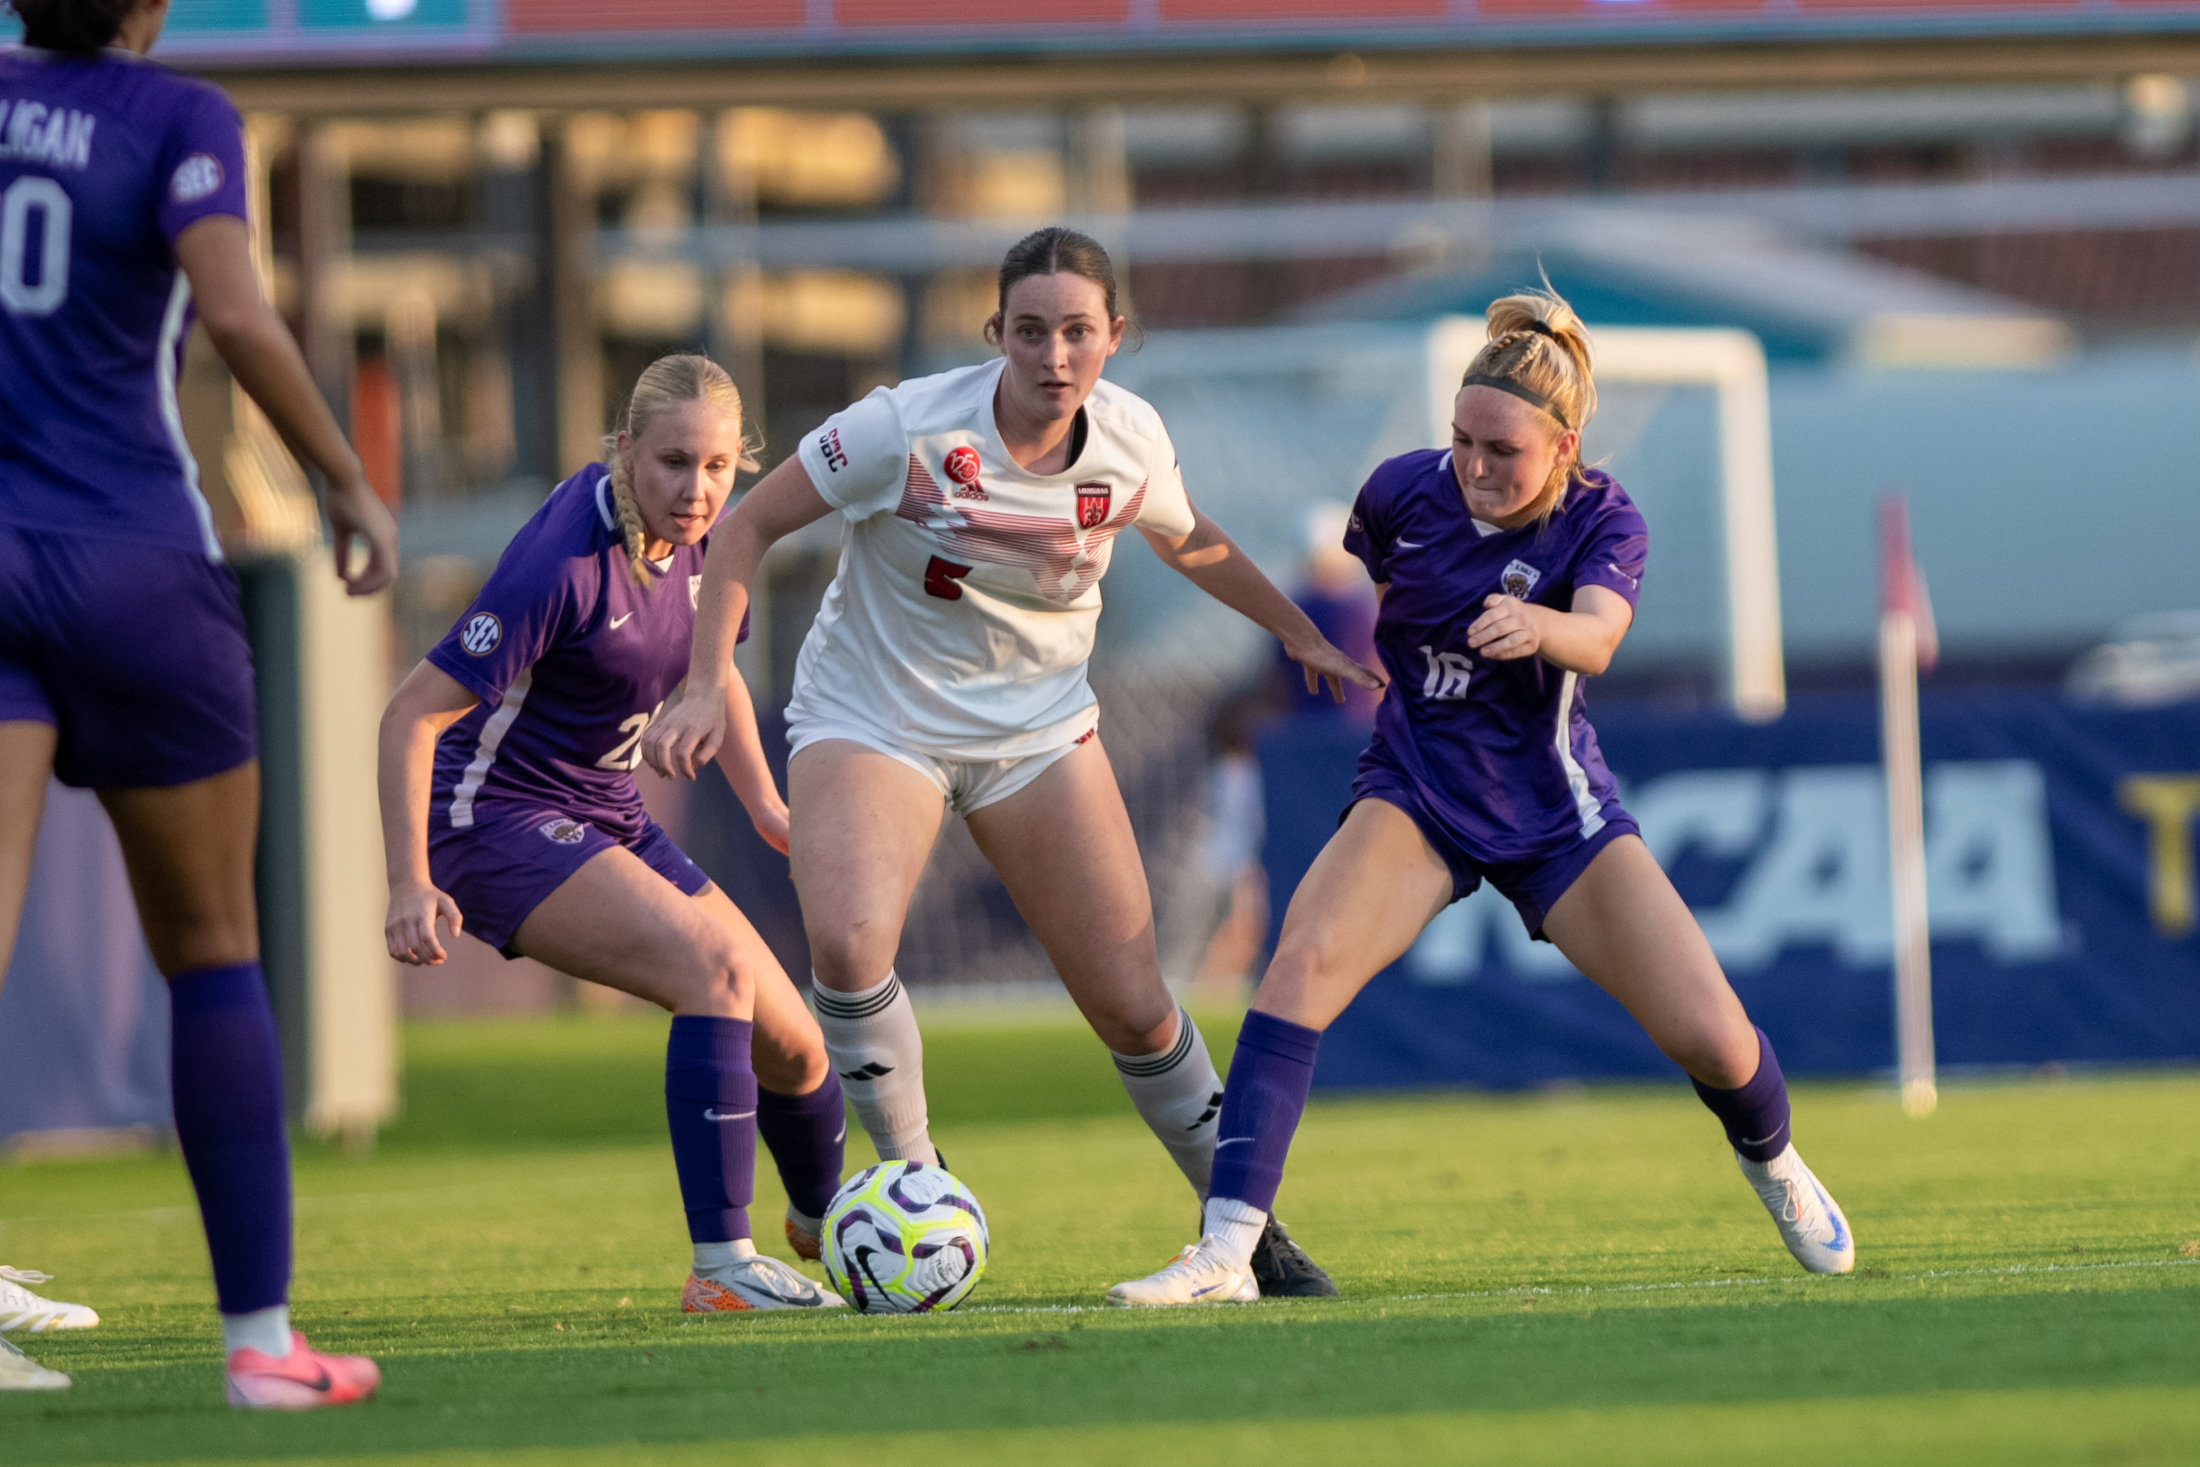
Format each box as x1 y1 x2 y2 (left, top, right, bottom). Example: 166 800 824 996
820 1160 989 1314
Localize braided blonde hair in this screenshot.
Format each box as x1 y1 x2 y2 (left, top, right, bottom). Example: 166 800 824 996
1460 287 1597 524
602 353 760 587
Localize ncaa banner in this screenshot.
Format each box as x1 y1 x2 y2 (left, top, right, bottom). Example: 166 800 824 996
1258 692 2200 1089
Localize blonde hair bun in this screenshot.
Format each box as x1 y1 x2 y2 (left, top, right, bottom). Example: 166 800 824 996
600 353 759 588
1461 284 1599 522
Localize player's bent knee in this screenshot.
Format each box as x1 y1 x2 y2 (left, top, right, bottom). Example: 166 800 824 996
145 913 260 978
805 929 897 991
1659 1029 1757 1090
753 1033 829 1094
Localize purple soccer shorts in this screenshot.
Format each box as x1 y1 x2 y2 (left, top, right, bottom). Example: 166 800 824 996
0 527 256 789
427 803 710 955
1347 757 1640 941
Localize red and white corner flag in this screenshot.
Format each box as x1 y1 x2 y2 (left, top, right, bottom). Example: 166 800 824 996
1879 496 1938 671
1879 493 1936 1116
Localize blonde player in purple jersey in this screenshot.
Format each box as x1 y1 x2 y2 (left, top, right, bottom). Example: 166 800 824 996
0 0 394 1401
1111 288 1855 1308
379 355 849 1316
644 228 1382 1297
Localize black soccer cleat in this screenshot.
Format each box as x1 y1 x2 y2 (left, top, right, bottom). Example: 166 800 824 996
1249 1215 1338 1298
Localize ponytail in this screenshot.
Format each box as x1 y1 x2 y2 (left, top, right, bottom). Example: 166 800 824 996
1461 286 1597 523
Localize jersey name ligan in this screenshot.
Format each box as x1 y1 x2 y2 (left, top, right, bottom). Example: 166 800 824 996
792 358 1196 760
427 465 735 834
0 49 248 557
1346 455 1648 862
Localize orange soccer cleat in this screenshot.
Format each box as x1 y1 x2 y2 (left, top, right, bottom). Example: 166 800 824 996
682 1255 845 1313
785 1212 823 1262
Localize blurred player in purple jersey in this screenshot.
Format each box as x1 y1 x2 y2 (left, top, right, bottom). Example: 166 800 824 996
0 0 394 1401
378 354 848 1316
1111 288 1855 1309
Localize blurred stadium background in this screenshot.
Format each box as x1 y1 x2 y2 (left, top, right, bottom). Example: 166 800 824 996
2 0 2197 1147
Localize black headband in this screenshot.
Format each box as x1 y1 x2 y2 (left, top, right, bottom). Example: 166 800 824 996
1518 319 1558 340
1460 373 1572 430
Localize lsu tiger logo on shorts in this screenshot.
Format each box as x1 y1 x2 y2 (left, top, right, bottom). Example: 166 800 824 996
1075 482 1112 530
460 612 503 655
1500 559 1542 599
538 817 589 846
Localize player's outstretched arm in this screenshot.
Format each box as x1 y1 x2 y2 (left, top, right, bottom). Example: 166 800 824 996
377 662 479 965
1141 505 1387 703
713 670 789 855
643 456 832 780
175 215 398 597
1465 585 1634 675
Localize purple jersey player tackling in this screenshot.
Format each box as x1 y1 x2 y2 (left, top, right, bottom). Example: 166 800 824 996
378 354 848 1316
1111 288 1855 1309
0 0 395 1402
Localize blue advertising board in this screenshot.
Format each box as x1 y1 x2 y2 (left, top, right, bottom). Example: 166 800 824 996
1259 692 2200 1090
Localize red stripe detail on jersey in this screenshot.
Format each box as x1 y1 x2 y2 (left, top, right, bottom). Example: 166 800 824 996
893 457 1148 605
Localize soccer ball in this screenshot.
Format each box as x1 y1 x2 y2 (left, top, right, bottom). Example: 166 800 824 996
821 1160 989 1314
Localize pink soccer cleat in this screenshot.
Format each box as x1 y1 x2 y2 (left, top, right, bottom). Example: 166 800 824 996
225 1332 380 1410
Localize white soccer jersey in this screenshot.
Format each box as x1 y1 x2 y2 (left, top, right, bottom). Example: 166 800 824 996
790 358 1196 760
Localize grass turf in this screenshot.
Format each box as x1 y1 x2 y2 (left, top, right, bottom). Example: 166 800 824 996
2 1009 2197 1465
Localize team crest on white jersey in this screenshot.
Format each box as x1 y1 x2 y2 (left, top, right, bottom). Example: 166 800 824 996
460 612 502 655
1075 482 1112 530
1500 559 1542 598
689 575 702 609
538 817 589 846
942 446 987 500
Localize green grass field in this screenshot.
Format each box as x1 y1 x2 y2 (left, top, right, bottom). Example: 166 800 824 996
3 1007 2197 1465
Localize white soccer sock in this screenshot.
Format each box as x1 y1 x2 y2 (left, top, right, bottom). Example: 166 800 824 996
811 970 939 1166
1110 1005 1224 1200
694 1239 759 1273
1203 1196 1268 1271
220 1304 292 1359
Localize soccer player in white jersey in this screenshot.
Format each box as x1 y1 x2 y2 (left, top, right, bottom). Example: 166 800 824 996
1110 289 1853 1308
645 227 1381 1296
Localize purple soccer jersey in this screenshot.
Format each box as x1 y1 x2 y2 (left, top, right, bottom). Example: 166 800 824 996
1344 452 1647 866
428 464 736 839
0 48 249 557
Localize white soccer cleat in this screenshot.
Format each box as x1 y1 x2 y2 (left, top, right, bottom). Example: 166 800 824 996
1738 1144 1855 1275
0 1268 98 1333
1106 1236 1261 1308
0 1335 70 1391
683 1255 847 1313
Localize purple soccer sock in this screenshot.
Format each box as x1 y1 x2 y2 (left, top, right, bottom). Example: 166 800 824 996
1691 1026 1792 1162
168 963 293 1316
757 1070 846 1223
1206 1009 1322 1213
665 1016 758 1244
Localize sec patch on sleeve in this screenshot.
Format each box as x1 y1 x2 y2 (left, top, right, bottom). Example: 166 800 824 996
460 612 503 655
170 154 224 203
